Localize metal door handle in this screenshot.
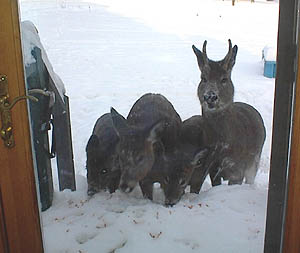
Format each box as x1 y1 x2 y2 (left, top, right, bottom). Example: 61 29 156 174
0 75 38 148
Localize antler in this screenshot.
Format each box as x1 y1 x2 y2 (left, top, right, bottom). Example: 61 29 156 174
222 39 233 67
202 40 209 65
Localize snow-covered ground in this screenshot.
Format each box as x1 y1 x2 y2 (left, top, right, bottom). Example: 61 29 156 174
20 0 278 252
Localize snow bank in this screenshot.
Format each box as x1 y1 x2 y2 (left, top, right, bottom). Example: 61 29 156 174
21 20 66 99
262 45 277 62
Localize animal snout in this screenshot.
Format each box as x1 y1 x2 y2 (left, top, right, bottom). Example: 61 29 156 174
87 189 96 196
203 91 218 104
165 198 178 207
166 203 175 207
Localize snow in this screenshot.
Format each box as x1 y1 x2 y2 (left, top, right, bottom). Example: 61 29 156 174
19 0 278 252
21 20 66 99
262 45 277 62
21 21 39 67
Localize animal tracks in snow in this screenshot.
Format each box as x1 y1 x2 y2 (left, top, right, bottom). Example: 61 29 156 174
75 231 99 244
108 239 128 253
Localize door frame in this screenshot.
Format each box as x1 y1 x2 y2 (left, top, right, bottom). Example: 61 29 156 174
0 0 43 252
0 0 299 252
264 0 300 252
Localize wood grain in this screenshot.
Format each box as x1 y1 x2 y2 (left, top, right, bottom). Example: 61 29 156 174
0 186 9 253
283 35 300 253
0 0 44 252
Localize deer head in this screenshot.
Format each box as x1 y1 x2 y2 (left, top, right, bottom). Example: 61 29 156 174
192 40 238 114
110 107 163 193
160 145 209 206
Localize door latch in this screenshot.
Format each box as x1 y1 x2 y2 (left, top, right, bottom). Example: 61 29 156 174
0 75 38 148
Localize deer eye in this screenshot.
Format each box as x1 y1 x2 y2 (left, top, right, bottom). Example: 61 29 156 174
101 169 108 174
164 176 170 184
221 78 228 84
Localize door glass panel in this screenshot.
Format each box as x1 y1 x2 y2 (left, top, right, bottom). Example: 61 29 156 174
20 1 279 252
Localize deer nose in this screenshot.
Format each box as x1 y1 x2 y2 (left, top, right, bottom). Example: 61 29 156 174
203 91 218 103
165 198 178 207
166 204 175 207
87 189 96 196
165 202 175 207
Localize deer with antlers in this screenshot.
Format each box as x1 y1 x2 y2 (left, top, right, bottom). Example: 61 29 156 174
190 40 266 189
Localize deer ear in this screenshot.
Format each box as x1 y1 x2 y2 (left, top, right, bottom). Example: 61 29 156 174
147 121 164 143
110 107 129 137
192 45 205 70
191 148 209 166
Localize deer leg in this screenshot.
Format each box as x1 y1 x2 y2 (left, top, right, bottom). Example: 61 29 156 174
189 162 212 193
228 178 243 185
189 169 202 193
139 179 154 200
108 173 121 193
228 168 244 185
87 167 100 196
190 176 202 194
209 166 222 186
245 170 255 184
245 153 261 184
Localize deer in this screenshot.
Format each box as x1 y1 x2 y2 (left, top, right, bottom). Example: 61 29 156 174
86 113 121 196
110 93 182 194
110 93 208 206
191 39 266 189
139 138 209 206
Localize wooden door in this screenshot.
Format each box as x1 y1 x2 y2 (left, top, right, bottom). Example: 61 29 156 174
282 33 300 253
264 1 300 252
0 189 9 253
0 0 43 252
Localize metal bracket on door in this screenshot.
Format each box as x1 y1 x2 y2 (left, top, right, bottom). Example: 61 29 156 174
0 75 38 148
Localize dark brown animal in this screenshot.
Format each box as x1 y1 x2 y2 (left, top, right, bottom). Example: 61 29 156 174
139 140 208 206
111 93 182 193
86 113 121 196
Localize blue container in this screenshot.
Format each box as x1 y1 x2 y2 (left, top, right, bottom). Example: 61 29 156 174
264 60 276 78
